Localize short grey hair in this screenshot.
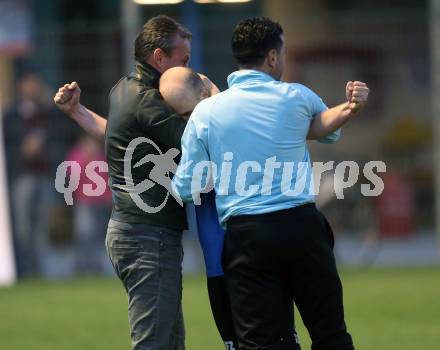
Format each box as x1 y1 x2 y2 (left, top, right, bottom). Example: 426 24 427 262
134 15 192 63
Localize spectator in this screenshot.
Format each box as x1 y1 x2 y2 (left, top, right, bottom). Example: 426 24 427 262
66 134 112 275
2 73 77 277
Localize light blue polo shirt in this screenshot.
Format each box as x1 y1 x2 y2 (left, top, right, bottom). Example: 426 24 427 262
172 69 340 227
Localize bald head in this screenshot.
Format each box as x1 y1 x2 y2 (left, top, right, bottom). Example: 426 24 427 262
159 67 208 115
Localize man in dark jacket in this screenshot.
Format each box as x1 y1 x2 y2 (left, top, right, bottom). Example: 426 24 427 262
55 15 191 350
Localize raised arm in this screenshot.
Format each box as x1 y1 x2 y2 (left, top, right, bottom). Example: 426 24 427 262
307 81 369 140
54 82 107 140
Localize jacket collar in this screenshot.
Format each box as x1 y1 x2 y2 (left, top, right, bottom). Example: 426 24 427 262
227 69 275 88
132 61 161 88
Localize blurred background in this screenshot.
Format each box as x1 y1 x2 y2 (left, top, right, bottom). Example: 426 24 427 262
0 0 437 279
0 1 439 349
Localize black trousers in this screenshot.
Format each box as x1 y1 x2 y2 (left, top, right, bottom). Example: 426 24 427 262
224 204 354 350
207 276 240 349
207 276 299 350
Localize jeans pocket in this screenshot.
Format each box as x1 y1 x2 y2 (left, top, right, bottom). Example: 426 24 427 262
106 234 142 276
112 239 140 249
108 236 141 251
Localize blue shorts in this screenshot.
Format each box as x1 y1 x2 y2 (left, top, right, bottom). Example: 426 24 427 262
195 191 226 277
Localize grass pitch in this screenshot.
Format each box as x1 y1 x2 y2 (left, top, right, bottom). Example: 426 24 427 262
0 267 439 350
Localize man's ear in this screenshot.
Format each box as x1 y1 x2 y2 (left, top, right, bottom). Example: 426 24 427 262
267 49 278 69
152 48 165 68
201 86 210 99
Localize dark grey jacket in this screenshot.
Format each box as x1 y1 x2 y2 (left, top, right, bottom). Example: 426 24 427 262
105 61 187 230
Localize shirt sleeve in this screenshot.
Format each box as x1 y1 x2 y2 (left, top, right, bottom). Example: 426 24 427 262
171 103 211 204
172 103 211 204
136 89 188 151
300 84 341 144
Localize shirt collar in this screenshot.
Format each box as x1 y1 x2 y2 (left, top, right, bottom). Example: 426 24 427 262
132 61 161 88
227 69 275 88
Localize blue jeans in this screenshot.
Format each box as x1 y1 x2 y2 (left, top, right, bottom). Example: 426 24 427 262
106 219 185 350
12 175 54 277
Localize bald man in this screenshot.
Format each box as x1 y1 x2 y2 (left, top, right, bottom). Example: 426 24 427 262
159 68 240 348
55 67 241 349
159 68 213 115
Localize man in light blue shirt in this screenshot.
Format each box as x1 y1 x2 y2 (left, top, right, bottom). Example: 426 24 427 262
173 69 341 227
173 17 369 350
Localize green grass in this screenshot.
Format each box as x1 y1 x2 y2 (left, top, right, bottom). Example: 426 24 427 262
0 268 439 350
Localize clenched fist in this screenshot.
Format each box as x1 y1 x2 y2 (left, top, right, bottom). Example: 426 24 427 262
346 81 369 114
53 81 81 116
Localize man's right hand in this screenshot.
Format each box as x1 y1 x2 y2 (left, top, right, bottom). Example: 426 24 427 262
53 82 106 140
54 82 81 116
198 74 220 96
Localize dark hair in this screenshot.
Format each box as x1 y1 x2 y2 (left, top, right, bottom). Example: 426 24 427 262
186 69 205 96
134 15 192 63
231 17 283 67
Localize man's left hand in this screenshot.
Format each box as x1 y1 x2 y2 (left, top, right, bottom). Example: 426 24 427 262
346 81 369 114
